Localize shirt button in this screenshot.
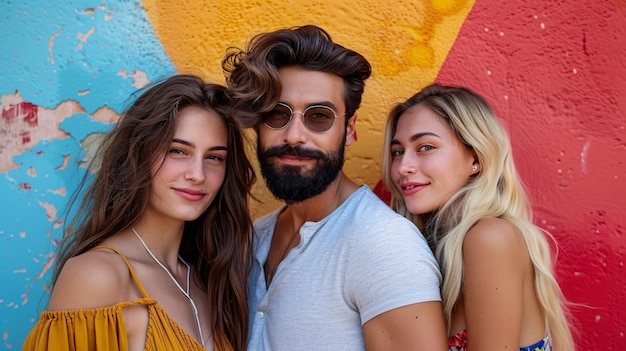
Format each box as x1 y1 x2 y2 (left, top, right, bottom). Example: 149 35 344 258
257 311 265 319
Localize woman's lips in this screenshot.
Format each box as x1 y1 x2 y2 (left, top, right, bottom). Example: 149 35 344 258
174 188 206 201
400 182 428 196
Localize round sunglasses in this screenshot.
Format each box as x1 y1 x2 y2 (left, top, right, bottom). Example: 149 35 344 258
262 102 344 133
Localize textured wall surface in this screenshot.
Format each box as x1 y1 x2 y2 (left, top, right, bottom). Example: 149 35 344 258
435 2 626 349
0 0 624 349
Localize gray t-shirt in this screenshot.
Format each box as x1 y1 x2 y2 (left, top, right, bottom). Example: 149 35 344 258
247 185 442 351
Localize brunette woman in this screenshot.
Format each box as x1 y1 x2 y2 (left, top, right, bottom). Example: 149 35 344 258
24 74 254 351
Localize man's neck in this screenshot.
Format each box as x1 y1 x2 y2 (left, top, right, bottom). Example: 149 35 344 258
263 172 359 286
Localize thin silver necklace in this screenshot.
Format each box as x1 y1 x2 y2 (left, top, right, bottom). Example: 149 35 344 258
132 227 206 346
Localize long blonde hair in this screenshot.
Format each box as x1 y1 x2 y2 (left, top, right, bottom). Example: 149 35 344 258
381 84 574 350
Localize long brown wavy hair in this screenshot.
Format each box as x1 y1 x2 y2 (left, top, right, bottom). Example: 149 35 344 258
221 24 372 128
54 74 255 351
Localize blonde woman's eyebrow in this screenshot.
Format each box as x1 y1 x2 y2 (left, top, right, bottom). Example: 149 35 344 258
408 132 440 142
391 132 440 146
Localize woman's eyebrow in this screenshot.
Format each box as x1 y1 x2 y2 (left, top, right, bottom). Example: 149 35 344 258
391 132 441 145
172 138 228 151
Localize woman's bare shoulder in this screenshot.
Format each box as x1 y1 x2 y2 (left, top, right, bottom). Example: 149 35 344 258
462 217 529 267
47 248 133 311
464 217 525 251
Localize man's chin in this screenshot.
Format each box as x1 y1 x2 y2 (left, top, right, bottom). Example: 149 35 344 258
258 143 345 204
263 173 331 204
271 165 316 179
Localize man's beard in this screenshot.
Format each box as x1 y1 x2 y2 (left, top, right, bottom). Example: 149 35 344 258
257 137 345 205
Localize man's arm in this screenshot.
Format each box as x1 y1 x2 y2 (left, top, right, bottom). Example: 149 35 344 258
363 301 448 351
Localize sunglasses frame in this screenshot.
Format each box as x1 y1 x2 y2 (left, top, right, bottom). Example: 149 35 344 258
263 102 345 133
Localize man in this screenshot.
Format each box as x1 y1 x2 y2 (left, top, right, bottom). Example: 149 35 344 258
222 25 447 350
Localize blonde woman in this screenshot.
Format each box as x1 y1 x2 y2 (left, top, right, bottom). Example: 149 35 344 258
381 83 574 351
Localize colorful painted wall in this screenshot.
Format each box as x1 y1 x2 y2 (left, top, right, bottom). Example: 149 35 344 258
1 0 624 349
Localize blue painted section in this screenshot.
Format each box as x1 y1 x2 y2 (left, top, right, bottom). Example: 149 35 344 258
0 1 175 348
0 0 175 113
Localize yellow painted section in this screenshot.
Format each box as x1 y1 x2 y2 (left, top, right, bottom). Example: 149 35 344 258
142 0 474 217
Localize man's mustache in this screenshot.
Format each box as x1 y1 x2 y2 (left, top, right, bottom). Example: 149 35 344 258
263 145 325 159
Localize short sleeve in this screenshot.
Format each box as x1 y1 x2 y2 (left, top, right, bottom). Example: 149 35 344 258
22 306 129 351
347 216 442 324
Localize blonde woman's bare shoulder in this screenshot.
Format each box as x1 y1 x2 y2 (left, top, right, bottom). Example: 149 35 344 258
462 217 530 304
463 217 527 261
47 248 133 311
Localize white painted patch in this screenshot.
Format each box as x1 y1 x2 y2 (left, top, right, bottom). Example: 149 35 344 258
48 29 63 64
38 201 57 221
581 141 591 174
76 26 95 50
117 68 151 88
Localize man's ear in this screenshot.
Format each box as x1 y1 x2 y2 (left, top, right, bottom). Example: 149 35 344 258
345 113 357 146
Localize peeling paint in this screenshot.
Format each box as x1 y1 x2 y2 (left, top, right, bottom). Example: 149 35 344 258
47 29 63 65
47 186 66 196
38 201 57 221
34 253 55 281
118 68 150 89
54 155 70 171
1 2 175 346
76 26 95 50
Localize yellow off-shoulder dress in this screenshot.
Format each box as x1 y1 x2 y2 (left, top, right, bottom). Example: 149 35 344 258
23 246 207 351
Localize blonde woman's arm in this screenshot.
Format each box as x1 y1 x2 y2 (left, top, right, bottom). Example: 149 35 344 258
462 217 534 350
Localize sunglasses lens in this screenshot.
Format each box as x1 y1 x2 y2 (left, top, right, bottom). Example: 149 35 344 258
304 106 336 132
264 105 292 129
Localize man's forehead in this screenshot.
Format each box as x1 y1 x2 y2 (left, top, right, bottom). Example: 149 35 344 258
277 67 345 110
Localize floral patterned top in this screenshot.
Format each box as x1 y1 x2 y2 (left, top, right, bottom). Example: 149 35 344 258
448 329 551 351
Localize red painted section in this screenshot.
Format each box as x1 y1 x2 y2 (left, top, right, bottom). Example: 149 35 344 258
431 0 626 349
22 102 38 127
20 131 31 145
373 180 391 205
1 101 38 127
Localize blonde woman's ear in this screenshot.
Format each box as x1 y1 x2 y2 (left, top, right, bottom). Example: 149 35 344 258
472 163 481 174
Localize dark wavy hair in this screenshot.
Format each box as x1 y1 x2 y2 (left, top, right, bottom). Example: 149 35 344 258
222 24 372 127
54 74 255 351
